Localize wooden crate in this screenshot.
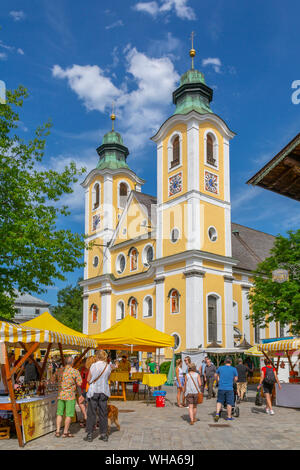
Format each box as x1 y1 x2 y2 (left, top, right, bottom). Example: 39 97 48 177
0 427 10 440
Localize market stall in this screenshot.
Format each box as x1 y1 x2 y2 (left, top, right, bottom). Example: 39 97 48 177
258 338 300 408
0 318 97 447
91 316 174 401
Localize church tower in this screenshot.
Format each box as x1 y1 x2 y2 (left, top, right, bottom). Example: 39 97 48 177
81 111 144 333
152 39 236 348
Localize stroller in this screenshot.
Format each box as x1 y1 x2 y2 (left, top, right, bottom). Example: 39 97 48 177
222 382 240 418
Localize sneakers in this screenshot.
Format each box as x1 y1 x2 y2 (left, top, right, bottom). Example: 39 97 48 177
99 434 108 442
269 409 275 415
226 417 234 421
214 414 220 422
265 408 270 414
84 433 93 442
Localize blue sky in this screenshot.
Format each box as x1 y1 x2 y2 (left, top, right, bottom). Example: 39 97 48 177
1 0 300 306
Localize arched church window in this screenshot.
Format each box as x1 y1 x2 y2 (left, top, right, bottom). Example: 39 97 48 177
119 182 128 208
169 289 180 314
208 295 217 342
171 135 180 168
129 297 138 318
206 133 216 166
92 183 100 210
143 296 153 317
116 301 125 321
129 247 138 271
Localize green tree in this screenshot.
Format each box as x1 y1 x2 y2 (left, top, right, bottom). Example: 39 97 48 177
52 281 83 332
248 230 300 336
0 86 86 318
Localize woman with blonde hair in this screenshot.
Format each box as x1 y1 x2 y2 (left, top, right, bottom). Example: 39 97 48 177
175 358 185 407
183 363 202 425
84 350 116 443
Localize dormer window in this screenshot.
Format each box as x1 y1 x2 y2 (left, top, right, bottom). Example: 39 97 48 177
171 136 180 168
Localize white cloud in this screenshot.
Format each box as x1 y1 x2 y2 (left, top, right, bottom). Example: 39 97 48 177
0 41 25 58
9 10 26 21
148 32 181 59
52 64 121 112
0 53 7 61
52 46 179 151
134 1 160 16
133 0 196 20
202 57 222 73
105 20 124 30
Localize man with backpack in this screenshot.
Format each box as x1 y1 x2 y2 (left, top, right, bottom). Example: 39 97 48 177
257 359 281 415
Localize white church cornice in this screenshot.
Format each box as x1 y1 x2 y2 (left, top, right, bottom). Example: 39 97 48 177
151 111 236 142
81 167 145 189
80 249 239 289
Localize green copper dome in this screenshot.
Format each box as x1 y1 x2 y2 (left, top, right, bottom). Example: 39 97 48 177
96 129 130 170
173 68 213 115
180 69 206 86
102 130 124 146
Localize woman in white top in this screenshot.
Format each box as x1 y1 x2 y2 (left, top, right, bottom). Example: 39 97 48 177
183 363 202 425
85 350 116 443
175 359 185 407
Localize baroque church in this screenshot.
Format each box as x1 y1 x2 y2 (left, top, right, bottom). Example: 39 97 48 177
80 46 279 359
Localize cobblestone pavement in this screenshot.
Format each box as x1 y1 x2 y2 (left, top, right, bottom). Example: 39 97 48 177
1 385 299 450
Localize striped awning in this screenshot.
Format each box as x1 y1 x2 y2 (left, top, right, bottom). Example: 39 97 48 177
245 345 264 357
0 320 97 349
258 338 300 353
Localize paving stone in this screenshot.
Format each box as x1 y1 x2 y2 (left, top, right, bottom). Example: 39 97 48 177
0 385 299 450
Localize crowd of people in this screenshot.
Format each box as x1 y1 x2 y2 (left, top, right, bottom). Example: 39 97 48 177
1 350 283 439
175 355 281 425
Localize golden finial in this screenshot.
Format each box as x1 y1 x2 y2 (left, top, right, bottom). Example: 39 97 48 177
110 102 116 131
189 31 196 70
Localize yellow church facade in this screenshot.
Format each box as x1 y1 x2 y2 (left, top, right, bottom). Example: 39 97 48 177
80 54 280 359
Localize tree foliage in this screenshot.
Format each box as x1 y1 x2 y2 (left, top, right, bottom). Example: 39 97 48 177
248 230 300 335
0 86 86 318
52 280 83 332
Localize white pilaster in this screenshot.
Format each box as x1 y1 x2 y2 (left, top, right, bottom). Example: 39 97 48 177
224 205 232 257
185 270 204 349
84 188 89 280
157 143 163 205
242 287 251 343
187 119 200 192
82 291 89 334
187 196 201 251
223 137 231 203
224 276 234 347
100 284 112 332
155 268 165 355
103 174 113 231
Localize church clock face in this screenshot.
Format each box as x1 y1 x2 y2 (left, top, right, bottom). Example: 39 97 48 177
205 171 218 194
169 172 183 197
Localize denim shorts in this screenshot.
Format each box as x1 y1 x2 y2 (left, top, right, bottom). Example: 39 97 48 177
176 377 185 388
217 389 235 406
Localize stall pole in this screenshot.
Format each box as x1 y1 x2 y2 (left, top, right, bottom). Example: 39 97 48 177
9 342 40 378
276 356 280 374
40 343 52 379
286 351 295 372
72 348 90 369
261 350 275 368
20 342 42 376
3 343 38 447
58 343 65 366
